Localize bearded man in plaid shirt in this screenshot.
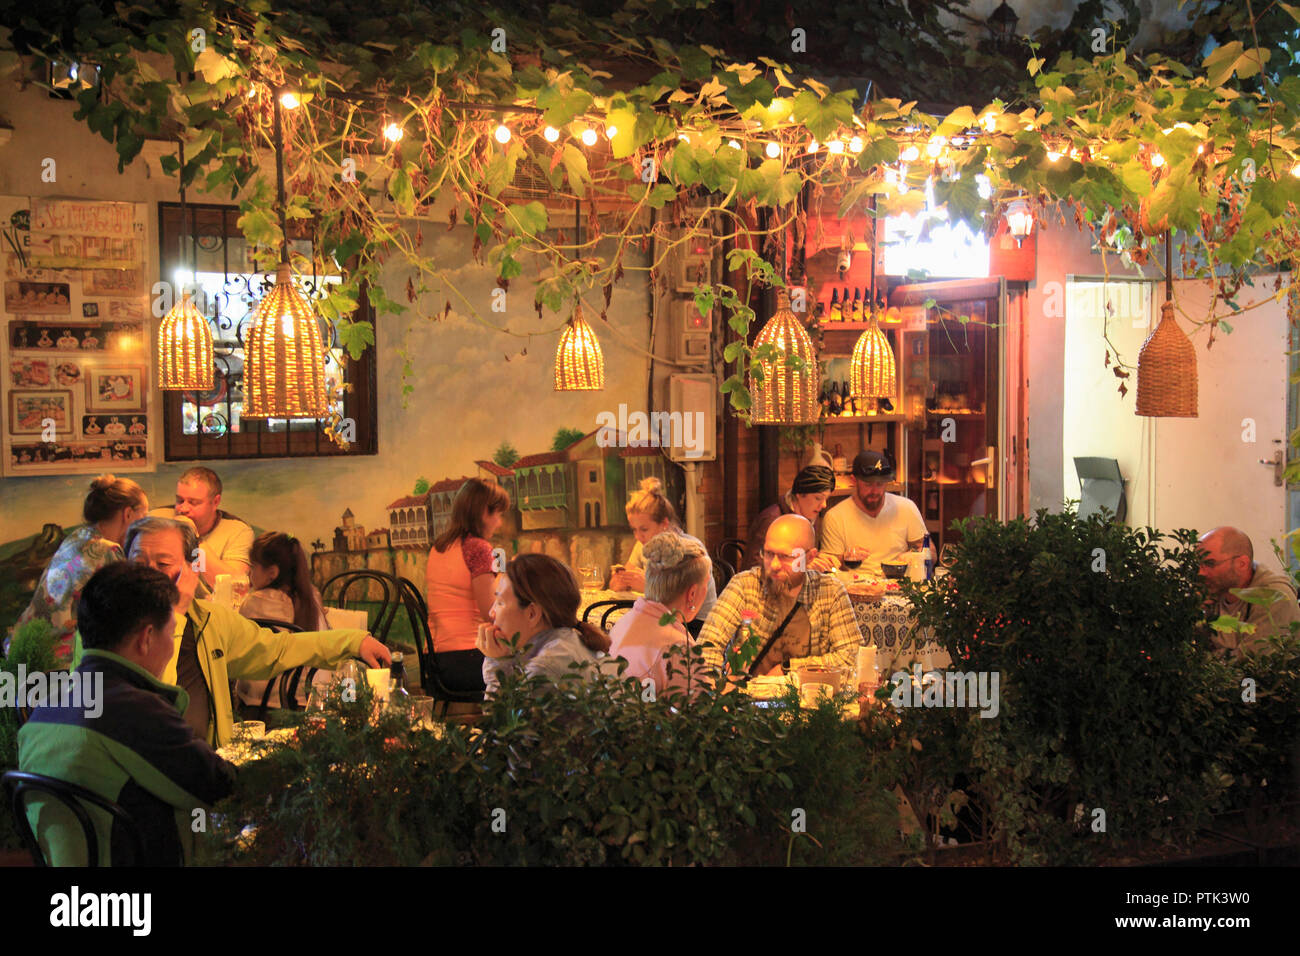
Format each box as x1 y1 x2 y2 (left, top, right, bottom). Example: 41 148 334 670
700 514 862 676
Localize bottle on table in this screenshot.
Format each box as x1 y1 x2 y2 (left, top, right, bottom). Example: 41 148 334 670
386 651 411 717
922 533 934 580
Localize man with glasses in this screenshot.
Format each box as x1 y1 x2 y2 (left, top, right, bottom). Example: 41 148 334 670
1198 526 1300 658
699 514 862 676
814 449 931 576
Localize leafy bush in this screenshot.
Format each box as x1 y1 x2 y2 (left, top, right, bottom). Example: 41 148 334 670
199 662 907 866
0 617 59 850
902 510 1246 864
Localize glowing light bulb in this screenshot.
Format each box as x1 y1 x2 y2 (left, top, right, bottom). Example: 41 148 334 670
383 123 404 142
1151 152 1165 168
901 145 920 162
980 113 998 132
807 139 819 153
728 139 742 150
494 124 511 144
828 140 844 154
1291 162 1300 178
1046 150 1062 162
279 91 300 109
605 124 618 140
677 132 691 143
849 136 863 153
926 136 945 158
765 141 781 158
543 126 560 142
581 128 597 146
951 136 965 147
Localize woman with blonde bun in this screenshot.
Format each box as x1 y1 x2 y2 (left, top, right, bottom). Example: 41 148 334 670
10 474 149 664
609 477 716 635
607 531 710 696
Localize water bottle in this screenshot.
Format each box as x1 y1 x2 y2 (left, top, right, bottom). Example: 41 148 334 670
922 533 934 581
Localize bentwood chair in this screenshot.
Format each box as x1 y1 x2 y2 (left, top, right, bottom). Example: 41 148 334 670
320 569 402 644
393 576 483 708
246 618 317 716
712 556 736 592
583 599 636 631
716 537 747 573
3 770 145 867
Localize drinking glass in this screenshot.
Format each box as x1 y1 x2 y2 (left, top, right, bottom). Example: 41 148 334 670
409 695 436 730
230 574 250 611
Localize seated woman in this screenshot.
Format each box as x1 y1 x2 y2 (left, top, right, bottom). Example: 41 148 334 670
607 531 711 697
10 474 148 665
478 554 610 695
741 465 835 573
235 532 332 709
609 477 716 637
426 478 510 693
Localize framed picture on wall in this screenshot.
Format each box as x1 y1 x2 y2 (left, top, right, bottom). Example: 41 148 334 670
85 365 143 412
8 389 72 435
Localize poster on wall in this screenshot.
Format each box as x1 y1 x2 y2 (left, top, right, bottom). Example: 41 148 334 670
0 195 153 476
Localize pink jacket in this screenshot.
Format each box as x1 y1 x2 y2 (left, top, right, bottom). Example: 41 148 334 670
607 597 700 698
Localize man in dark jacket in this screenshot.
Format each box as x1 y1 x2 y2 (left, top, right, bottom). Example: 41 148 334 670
18 563 236 865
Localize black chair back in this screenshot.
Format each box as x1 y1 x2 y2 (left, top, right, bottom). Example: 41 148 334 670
583 599 636 631
716 537 747 573
320 569 401 643
3 770 145 867
394 577 483 706
246 618 316 716
712 556 736 592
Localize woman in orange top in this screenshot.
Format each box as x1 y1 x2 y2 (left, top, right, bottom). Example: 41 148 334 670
426 478 509 692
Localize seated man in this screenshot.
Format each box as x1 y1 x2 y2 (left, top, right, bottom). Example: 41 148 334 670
76 516 391 747
741 464 835 574
1199 526 1300 658
700 514 862 676
152 466 254 589
18 563 236 865
814 450 931 576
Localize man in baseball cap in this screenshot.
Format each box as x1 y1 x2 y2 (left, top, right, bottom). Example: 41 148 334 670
813 449 931 576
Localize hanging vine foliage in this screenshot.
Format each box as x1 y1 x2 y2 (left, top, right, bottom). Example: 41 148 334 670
5 1 1300 419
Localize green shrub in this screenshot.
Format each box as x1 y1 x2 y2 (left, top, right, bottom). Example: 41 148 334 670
902 510 1246 864
0 617 59 851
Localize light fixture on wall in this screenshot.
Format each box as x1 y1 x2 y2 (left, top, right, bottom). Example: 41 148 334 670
158 139 214 390
1135 232 1197 417
243 88 328 419
554 300 605 390
750 288 820 424
1004 198 1034 246
987 1 1019 44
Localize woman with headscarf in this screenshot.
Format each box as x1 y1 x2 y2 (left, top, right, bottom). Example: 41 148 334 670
741 465 836 574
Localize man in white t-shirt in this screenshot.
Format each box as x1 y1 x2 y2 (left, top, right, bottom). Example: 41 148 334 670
152 466 254 588
813 450 931 576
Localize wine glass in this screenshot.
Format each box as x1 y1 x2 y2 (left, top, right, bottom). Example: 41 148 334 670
939 543 957 570
841 547 865 571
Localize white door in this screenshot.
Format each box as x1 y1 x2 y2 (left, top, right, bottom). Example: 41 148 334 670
1063 275 1288 569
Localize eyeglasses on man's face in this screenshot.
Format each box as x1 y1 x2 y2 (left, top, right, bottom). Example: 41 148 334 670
762 548 805 567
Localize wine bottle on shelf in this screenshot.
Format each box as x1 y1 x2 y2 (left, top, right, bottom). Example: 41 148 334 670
832 442 847 476
829 380 843 416
828 288 842 323
819 384 831 418
840 378 855 416
850 287 863 322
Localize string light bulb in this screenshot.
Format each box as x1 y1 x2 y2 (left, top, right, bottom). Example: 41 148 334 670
278 91 300 109
807 139 819 153
1151 152 1165 168
581 127 597 146
828 140 844 154
728 139 742 150
900 145 920 162
605 124 618 140
543 126 560 142
383 123 404 142
1046 149 1062 162
849 136 863 153
765 141 782 158
494 124 512 144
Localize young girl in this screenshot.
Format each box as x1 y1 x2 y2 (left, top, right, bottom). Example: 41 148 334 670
609 477 717 634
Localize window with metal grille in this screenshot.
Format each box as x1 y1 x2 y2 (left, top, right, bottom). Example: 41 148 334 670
158 202 377 460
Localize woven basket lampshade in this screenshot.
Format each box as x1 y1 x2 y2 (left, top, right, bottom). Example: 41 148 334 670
1135 299 1197 417
554 302 605 390
850 310 896 400
750 289 820 424
157 292 214 390
242 263 328 418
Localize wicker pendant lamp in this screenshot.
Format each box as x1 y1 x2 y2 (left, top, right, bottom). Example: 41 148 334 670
242 90 328 419
750 288 820 424
158 140 215 390
1135 233 1197 417
554 301 605 390
851 269 896 400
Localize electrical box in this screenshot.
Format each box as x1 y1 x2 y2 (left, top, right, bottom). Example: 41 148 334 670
667 373 717 462
675 235 715 292
671 299 712 364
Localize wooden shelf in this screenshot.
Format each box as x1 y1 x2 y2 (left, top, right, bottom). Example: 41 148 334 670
820 414 907 424
815 321 904 331
926 410 985 418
